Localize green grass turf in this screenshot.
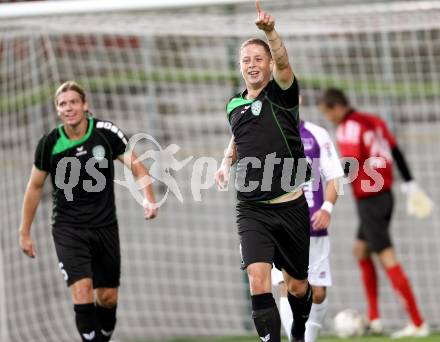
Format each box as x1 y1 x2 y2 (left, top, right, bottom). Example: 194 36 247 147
137 333 440 342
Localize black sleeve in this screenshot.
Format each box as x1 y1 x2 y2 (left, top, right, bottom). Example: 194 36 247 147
107 123 129 159
392 146 413 182
270 76 299 109
34 134 51 172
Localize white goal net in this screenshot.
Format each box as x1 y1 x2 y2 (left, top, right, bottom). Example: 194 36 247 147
1 0 440 341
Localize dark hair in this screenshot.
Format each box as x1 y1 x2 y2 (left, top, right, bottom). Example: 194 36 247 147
239 38 272 58
54 80 86 105
319 88 349 108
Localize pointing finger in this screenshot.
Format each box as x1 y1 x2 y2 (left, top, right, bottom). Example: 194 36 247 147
256 0 262 14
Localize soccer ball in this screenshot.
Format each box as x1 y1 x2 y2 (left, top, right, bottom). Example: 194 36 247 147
333 309 366 338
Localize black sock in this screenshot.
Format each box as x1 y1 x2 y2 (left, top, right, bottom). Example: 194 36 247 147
96 304 117 342
287 284 313 340
74 303 102 342
251 293 281 342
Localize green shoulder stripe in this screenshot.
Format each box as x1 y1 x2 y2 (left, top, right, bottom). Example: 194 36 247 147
227 97 254 116
52 117 94 155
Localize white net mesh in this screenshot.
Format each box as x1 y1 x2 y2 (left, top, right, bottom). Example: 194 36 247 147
1 0 440 341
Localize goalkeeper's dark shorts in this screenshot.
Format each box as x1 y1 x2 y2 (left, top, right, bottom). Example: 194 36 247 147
236 194 310 281
356 190 394 253
52 224 121 288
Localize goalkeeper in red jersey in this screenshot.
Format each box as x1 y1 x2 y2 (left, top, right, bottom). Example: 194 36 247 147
319 88 432 338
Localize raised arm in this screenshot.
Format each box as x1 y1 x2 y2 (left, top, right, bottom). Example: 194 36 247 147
255 0 294 89
19 166 48 258
118 151 158 219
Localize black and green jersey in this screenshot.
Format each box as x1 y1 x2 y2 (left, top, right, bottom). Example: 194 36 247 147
34 117 128 229
227 78 311 202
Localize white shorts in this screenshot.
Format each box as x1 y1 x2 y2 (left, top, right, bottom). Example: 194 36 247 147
271 236 332 287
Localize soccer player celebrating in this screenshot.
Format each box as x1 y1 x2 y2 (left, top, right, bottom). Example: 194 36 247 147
272 117 343 342
18 81 157 342
319 88 432 338
215 1 313 341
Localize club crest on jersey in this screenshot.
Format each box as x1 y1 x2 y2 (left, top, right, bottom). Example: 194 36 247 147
251 100 262 116
92 145 105 161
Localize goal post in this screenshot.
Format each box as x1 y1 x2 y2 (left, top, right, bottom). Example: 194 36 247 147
0 245 8 342
1 1 440 341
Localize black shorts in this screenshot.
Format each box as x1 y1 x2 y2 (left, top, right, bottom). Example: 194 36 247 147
52 224 121 288
236 194 310 280
356 191 394 253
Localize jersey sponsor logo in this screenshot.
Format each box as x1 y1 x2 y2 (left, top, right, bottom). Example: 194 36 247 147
231 109 245 126
302 137 314 150
240 105 250 114
75 145 87 157
251 100 262 116
92 145 106 161
96 121 128 145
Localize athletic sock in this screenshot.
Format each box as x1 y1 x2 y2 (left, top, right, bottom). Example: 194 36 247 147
359 258 379 321
251 293 281 342
74 303 101 342
386 264 423 327
304 298 328 342
279 296 293 341
288 283 313 340
96 304 117 342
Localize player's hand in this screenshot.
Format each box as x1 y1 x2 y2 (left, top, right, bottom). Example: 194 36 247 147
215 162 231 190
255 0 275 32
402 181 433 219
19 231 36 258
311 209 331 230
143 198 158 220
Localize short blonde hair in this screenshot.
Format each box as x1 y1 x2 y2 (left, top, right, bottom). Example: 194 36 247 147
54 81 86 105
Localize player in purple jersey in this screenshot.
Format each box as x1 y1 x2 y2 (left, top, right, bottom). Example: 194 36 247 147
272 119 343 342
